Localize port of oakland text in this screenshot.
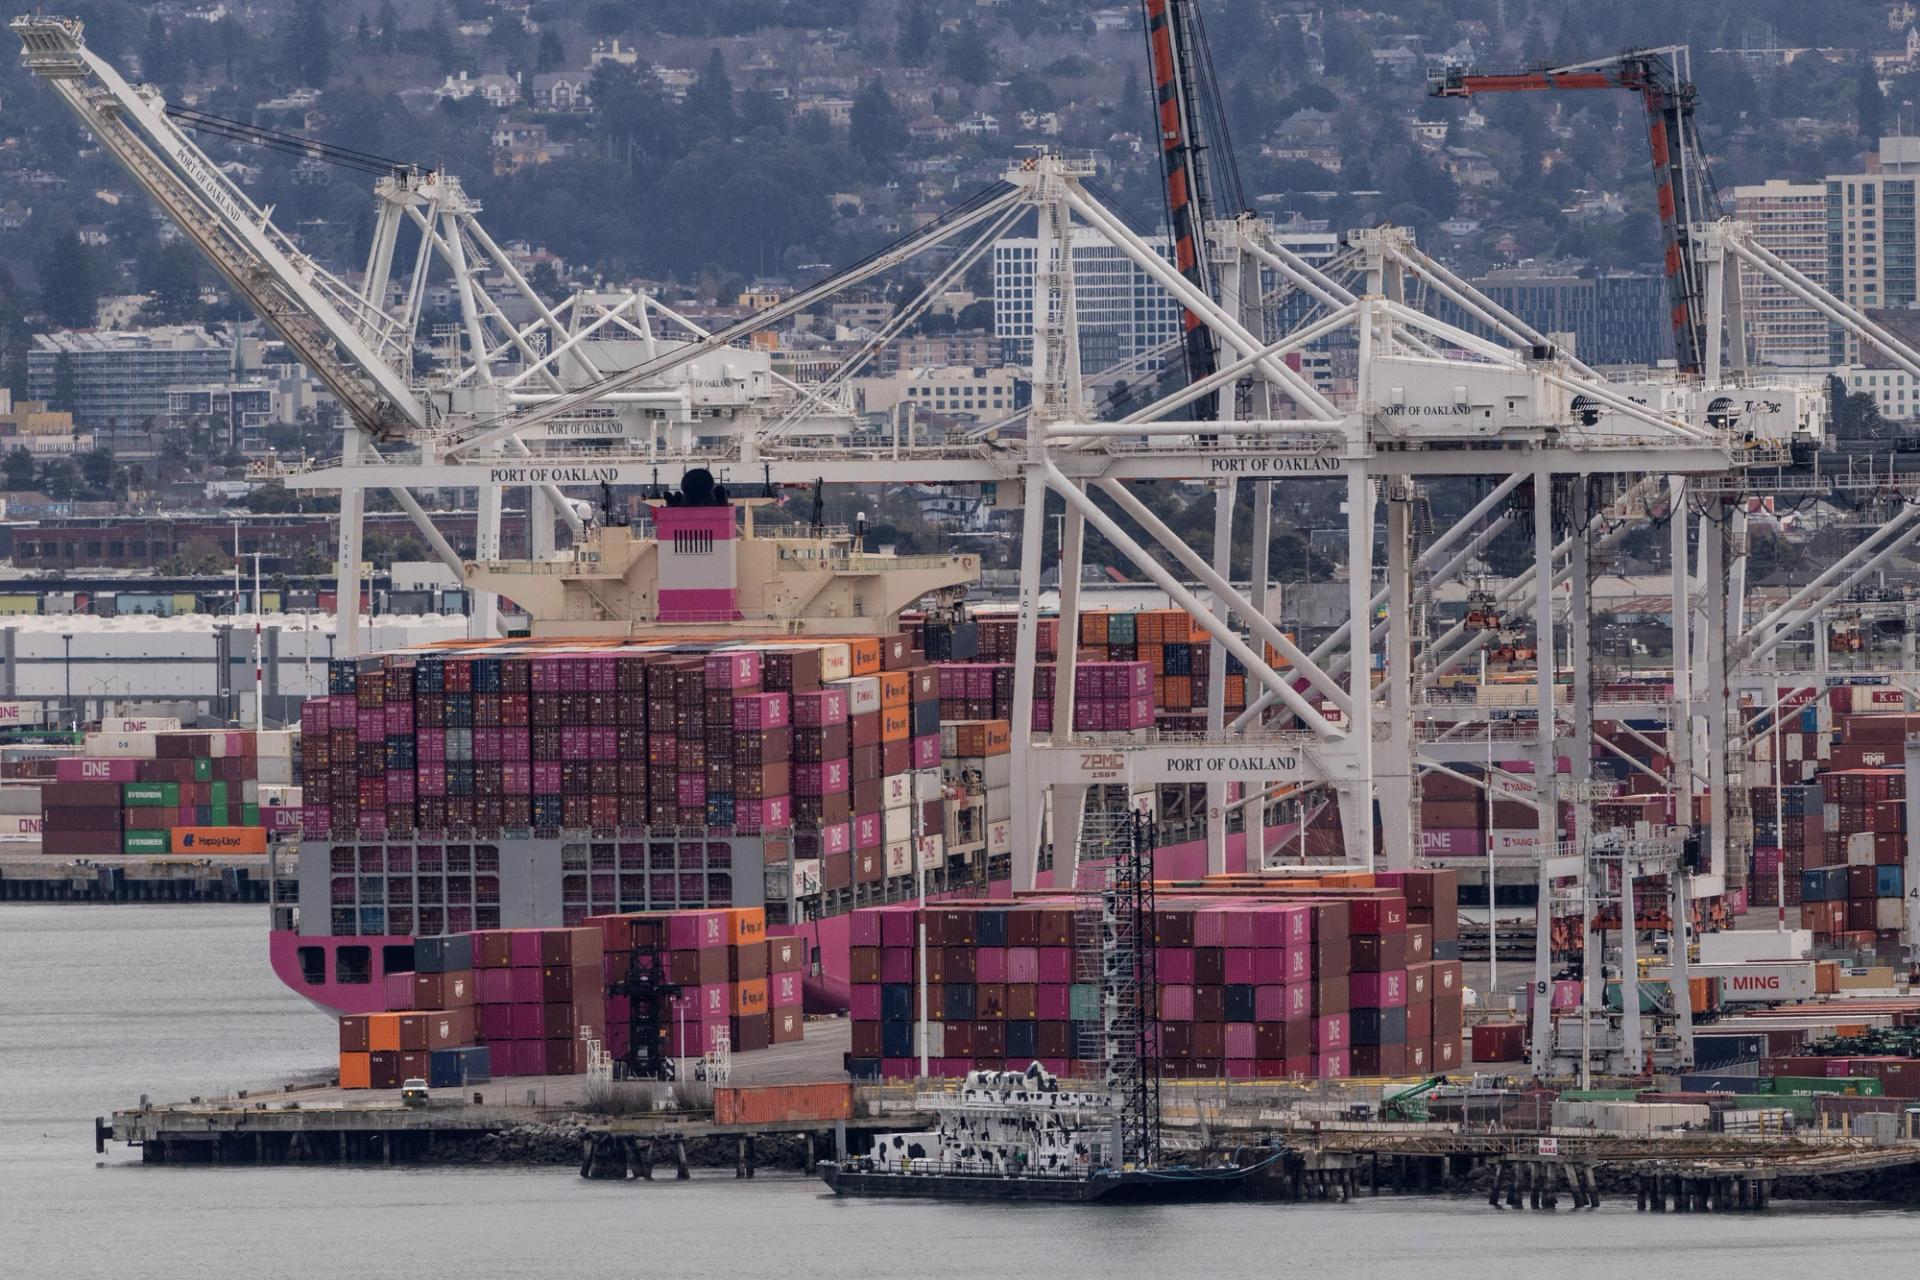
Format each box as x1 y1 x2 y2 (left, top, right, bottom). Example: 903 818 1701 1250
1207 456 1341 475
486 465 621 484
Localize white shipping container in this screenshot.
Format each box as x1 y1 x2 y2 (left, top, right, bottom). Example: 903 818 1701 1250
845 676 881 717
255 730 296 759
254 756 295 785
987 819 1012 855
916 833 944 866
816 643 851 683
0 784 41 815
986 784 1011 822
1699 929 1812 963
1684 962 1817 1004
884 804 912 843
791 858 822 898
883 773 912 807
0 702 45 727
258 784 302 807
1847 831 1876 866
1877 899 1904 930
82 732 157 759
885 838 911 877
98 717 180 733
0 812 41 834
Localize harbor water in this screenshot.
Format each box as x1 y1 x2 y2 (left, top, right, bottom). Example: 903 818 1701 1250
5 903 1920 1279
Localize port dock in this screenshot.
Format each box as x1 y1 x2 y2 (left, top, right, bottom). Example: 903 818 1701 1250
96 1050 1920 1207
0 847 287 903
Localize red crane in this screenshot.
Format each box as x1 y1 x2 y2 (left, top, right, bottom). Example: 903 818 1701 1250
1141 0 1244 418
1428 47 1721 375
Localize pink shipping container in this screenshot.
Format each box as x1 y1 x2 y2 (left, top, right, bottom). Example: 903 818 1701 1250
912 735 941 769
736 796 791 832
1315 1013 1350 1051
1037 985 1069 1020
509 967 543 1002
879 908 915 948
706 651 763 690
879 949 912 983
771 973 803 1007
820 822 852 856
511 1004 545 1039
1006 947 1039 984
733 693 790 730
55 758 140 783
1351 970 1407 1008
976 947 1007 983
792 688 849 727
509 930 545 967
850 985 881 1020
1419 828 1487 857
849 912 881 947
1314 1050 1350 1079
383 971 414 1009
478 968 512 1003
479 1004 514 1040
1160 984 1195 1020
1038 947 1072 984
1225 1023 1257 1058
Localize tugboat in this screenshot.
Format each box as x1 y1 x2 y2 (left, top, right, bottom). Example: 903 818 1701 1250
816 1063 1278 1203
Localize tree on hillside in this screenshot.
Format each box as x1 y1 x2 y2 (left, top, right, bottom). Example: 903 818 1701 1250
850 81 907 165
537 29 566 72
1856 63 1886 139
897 1 935 66
281 0 335 87
41 233 98 330
685 49 735 137
375 0 399 53
943 22 994 86
145 13 183 86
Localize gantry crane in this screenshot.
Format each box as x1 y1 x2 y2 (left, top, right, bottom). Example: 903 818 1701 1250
1428 47 1721 375
1140 0 1244 419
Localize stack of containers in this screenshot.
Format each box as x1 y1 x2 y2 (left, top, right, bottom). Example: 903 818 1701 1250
1801 768 1906 950
338 934 490 1090
41 728 280 855
471 925 606 1076
298 634 944 929
936 719 1012 870
933 660 1156 733
844 877 1462 1082
586 907 804 1058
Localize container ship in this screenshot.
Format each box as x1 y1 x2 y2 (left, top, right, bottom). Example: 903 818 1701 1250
271 478 1320 1015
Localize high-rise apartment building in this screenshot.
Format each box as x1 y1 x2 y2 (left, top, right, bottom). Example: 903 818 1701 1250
1731 179 1829 367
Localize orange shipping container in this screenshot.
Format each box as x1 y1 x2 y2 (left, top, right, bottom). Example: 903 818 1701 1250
339 1051 371 1090
367 1012 402 1052
170 825 267 854
1081 613 1109 645
731 978 770 1016
954 720 1012 757
880 708 911 742
712 1083 853 1126
847 638 883 676
878 672 912 708
727 907 767 946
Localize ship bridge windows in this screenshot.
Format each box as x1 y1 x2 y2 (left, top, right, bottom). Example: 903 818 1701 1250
297 946 326 985
335 945 372 985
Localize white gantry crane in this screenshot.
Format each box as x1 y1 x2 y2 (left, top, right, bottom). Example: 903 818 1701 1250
23 17 1871 1080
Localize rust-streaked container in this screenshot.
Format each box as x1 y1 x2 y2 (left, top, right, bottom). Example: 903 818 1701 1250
713 1082 852 1126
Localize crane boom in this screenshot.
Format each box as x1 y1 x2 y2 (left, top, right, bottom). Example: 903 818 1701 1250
1142 0 1236 418
12 16 428 436
1428 47 1719 375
